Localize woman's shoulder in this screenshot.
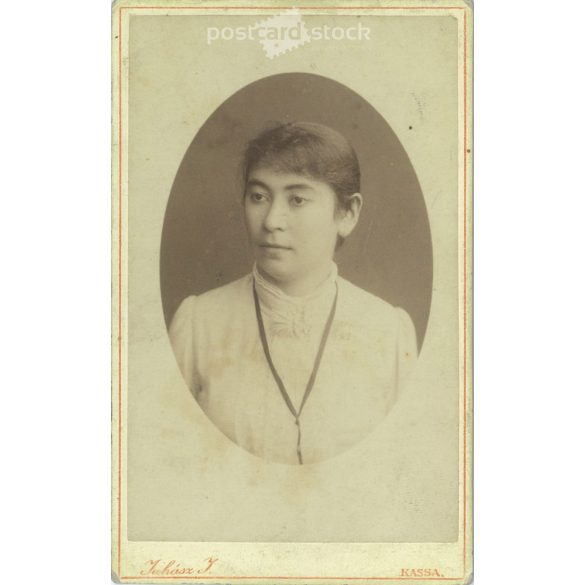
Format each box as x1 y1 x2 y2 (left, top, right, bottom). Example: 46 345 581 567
196 273 252 306
337 276 416 336
337 276 406 315
173 273 253 320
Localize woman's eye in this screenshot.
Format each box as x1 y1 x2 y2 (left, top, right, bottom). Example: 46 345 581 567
249 192 267 203
290 195 307 207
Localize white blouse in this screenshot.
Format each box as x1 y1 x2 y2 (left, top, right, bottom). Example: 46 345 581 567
169 264 417 465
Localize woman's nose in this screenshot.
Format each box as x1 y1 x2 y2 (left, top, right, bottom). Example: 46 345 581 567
262 200 288 231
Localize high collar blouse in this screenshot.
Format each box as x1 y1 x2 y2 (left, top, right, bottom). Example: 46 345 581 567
169 266 417 465
251 262 338 341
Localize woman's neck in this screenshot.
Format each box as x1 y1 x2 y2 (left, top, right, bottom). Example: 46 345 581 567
256 264 335 298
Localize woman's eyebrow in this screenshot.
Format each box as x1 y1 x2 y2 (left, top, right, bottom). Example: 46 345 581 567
246 179 271 191
246 179 315 192
283 183 315 192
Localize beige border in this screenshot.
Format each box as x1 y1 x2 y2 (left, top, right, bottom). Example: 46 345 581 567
111 0 473 582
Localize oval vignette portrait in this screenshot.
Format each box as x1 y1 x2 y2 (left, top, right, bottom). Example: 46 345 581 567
160 72 432 465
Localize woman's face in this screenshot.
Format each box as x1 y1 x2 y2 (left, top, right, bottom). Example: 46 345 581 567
244 166 348 295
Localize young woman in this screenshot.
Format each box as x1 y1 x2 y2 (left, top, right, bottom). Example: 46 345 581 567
169 122 417 465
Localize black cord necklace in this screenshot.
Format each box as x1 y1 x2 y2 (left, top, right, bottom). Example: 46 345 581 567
253 280 338 465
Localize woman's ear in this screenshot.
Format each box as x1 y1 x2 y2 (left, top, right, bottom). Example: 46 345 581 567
338 193 363 238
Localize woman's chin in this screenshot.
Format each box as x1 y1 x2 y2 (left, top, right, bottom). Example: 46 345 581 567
257 261 293 286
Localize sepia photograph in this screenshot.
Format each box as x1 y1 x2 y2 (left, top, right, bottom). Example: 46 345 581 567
8 1 585 585
113 0 472 581
161 73 433 465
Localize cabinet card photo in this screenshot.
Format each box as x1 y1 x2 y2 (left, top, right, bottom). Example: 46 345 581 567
112 0 473 582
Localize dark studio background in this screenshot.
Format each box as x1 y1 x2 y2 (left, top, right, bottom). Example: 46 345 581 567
160 72 433 350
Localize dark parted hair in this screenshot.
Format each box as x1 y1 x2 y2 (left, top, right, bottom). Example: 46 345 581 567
242 121 361 212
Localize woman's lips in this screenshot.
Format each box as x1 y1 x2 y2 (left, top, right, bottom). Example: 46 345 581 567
259 243 292 250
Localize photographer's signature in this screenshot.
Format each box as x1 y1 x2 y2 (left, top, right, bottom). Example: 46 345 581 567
140 557 218 576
